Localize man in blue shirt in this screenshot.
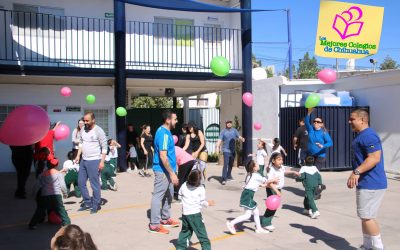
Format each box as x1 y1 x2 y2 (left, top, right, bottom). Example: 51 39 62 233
348 108 387 250
149 110 180 234
216 120 245 185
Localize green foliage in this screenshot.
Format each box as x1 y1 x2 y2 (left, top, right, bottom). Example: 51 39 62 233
207 153 219 163
252 54 262 68
132 97 173 108
297 52 319 79
379 55 399 70
266 67 274 78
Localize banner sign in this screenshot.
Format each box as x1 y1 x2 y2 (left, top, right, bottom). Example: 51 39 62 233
314 1 384 59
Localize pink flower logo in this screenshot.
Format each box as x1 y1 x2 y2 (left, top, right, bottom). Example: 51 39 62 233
332 6 364 40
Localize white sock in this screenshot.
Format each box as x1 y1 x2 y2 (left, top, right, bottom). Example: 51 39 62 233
252 208 262 230
371 234 384 249
363 234 372 249
231 209 252 226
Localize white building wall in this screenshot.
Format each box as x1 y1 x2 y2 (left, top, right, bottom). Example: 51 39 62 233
0 84 115 172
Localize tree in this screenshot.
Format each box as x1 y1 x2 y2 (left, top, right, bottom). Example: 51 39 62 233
284 65 297 79
297 52 319 79
132 97 174 108
266 67 274 78
252 54 262 68
379 55 399 70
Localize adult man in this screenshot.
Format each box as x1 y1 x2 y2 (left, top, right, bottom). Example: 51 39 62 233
149 110 180 234
75 112 108 214
216 120 245 185
293 118 309 166
10 145 34 199
126 124 139 148
348 109 387 250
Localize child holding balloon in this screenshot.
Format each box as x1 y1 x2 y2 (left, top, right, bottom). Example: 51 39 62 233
226 160 278 235
260 153 299 231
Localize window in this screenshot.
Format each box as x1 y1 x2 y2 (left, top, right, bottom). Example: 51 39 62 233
204 24 222 44
83 108 109 136
154 17 194 46
0 105 47 127
13 4 65 36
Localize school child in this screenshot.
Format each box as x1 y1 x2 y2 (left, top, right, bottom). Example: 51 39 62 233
127 143 140 173
176 170 215 250
226 160 278 235
29 148 70 229
61 151 81 198
108 139 121 174
260 153 299 231
248 139 268 176
296 156 325 219
100 155 118 191
269 138 287 156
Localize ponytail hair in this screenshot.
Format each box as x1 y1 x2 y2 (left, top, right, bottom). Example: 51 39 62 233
267 152 283 174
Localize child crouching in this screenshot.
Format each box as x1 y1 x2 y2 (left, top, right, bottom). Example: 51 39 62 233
29 147 71 229
176 170 214 250
296 156 325 219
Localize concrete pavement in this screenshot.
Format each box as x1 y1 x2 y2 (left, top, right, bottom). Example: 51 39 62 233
0 164 399 250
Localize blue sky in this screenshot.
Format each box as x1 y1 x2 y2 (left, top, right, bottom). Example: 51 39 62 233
251 0 399 74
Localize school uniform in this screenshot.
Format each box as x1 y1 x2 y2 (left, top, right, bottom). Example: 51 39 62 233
29 168 71 227
108 146 118 175
256 149 268 176
128 145 140 168
240 173 267 210
101 156 117 190
296 165 323 213
63 160 81 197
260 166 286 227
177 182 211 250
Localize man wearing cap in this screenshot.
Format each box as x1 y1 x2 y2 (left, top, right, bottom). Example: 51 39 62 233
216 120 245 185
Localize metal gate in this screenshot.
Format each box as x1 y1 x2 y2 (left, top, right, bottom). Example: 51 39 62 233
279 106 369 170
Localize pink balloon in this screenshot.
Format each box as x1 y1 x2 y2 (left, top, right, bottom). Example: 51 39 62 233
0 105 50 146
173 135 178 145
54 124 70 141
254 122 262 131
242 92 253 107
317 69 337 84
60 86 72 97
265 195 281 211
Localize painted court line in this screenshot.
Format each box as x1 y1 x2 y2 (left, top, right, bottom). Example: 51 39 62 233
0 203 149 230
167 232 245 250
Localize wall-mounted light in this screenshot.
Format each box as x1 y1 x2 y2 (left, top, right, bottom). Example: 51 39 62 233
369 58 378 72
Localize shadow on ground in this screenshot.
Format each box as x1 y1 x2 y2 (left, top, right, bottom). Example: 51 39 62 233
290 223 357 250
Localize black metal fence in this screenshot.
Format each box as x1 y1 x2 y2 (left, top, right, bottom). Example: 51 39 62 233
279 106 369 170
0 9 241 72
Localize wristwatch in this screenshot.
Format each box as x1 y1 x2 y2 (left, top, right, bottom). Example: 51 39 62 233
353 169 361 175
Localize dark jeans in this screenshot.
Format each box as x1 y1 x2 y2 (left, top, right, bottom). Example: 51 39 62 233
222 152 235 181
314 156 326 171
175 160 196 196
78 159 101 209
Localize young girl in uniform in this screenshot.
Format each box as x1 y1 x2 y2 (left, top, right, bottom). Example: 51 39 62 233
260 153 299 231
226 160 278 235
61 151 81 198
248 139 268 176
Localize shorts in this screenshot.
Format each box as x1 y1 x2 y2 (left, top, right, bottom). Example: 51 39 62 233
356 189 385 219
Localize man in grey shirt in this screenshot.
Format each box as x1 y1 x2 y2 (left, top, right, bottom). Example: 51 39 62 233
216 120 245 185
75 112 108 214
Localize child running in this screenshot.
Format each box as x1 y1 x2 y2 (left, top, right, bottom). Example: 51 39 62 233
296 156 325 219
260 153 299 231
226 160 278 235
176 170 215 250
248 139 268 176
29 148 70 229
61 151 81 198
269 138 287 156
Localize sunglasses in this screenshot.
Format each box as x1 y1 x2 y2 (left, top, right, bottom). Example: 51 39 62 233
313 120 323 124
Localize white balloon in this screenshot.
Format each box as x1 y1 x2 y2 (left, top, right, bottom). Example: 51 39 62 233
252 67 267 80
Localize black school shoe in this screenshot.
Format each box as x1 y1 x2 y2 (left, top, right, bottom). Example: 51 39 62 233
314 184 327 200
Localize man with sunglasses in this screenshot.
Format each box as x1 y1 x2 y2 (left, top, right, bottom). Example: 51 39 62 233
305 108 333 170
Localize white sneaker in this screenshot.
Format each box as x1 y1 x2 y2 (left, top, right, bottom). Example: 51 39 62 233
126 168 132 173
226 221 236 235
109 183 118 191
264 225 275 232
311 211 320 219
302 209 312 216
255 228 270 234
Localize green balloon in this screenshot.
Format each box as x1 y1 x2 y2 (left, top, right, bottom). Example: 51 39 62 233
116 107 127 117
305 94 321 108
210 56 230 77
86 94 96 105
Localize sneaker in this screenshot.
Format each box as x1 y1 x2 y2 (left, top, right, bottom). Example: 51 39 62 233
222 181 226 185
78 204 92 211
264 225 275 232
138 170 145 177
255 228 270 234
303 209 312 216
311 211 320 219
161 218 180 228
127 168 132 173
148 225 169 234
226 221 236 235
108 183 118 191
90 205 101 214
